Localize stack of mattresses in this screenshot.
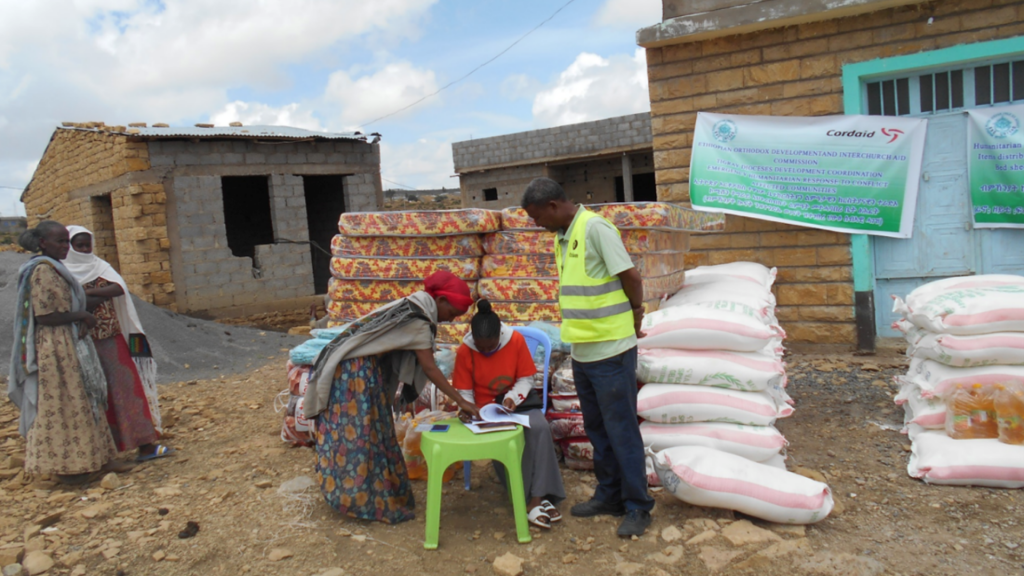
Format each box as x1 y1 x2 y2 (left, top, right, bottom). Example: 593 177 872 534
327 209 501 344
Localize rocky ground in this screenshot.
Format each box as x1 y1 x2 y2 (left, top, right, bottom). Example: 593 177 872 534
1 351 1022 576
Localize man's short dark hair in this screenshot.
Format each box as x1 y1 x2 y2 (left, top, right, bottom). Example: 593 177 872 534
521 177 568 209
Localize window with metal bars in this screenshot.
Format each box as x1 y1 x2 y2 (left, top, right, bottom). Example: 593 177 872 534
864 57 1024 117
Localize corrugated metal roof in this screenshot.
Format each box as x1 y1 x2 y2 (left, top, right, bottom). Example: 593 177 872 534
58 124 376 141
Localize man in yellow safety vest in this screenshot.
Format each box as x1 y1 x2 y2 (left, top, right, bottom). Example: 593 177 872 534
521 177 654 537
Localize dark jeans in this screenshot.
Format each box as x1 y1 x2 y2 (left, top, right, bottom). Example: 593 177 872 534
572 347 654 513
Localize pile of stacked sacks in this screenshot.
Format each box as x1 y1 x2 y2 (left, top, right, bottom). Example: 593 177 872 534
892 274 1024 488
492 202 706 470
280 335 335 446
327 209 501 344
639 262 834 524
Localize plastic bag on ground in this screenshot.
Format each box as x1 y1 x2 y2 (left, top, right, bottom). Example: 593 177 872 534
650 446 833 524
907 429 1024 488
640 421 787 462
637 383 793 426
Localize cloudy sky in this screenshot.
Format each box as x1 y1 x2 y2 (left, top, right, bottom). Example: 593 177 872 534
0 0 661 215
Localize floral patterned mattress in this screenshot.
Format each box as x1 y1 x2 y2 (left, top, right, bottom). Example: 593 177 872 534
330 256 480 280
331 234 484 258
338 209 501 237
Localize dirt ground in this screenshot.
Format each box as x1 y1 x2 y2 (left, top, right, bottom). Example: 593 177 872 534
1 350 1023 576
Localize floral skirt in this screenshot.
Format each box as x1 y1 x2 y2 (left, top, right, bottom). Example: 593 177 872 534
315 355 415 524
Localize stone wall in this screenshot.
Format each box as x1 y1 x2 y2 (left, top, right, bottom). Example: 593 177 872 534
453 113 652 172
644 0 1024 344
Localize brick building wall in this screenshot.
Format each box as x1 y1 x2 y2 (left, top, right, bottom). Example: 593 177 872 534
23 125 383 313
643 0 1024 344
22 127 173 305
454 113 654 209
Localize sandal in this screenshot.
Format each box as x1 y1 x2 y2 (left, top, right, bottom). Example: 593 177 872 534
541 500 562 523
136 445 175 462
528 505 552 530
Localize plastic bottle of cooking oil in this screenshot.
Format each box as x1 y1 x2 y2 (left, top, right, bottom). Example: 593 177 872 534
994 382 1024 445
945 383 998 439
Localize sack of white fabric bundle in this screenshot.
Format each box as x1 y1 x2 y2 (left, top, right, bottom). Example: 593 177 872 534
683 261 777 291
896 319 1024 367
638 305 785 357
900 357 1024 398
640 421 787 462
893 274 1024 335
637 348 787 393
637 383 793 426
662 262 778 317
649 446 833 524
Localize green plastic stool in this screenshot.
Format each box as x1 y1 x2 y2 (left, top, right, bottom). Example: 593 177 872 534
421 418 531 550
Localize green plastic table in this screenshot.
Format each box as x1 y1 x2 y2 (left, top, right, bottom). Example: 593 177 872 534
420 418 531 549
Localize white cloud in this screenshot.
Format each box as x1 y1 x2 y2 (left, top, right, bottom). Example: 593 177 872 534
379 138 456 191
0 0 437 198
324 62 439 130
532 48 649 128
593 0 662 28
209 101 325 132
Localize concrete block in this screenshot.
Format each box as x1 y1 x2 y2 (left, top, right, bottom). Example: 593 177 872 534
222 153 244 164
267 153 287 164
244 153 266 164
150 155 175 167
177 153 200 165
199 153 223 166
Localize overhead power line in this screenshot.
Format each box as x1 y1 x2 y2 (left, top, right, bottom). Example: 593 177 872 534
361 0 579 127
382 177 418 190
0 185 25 190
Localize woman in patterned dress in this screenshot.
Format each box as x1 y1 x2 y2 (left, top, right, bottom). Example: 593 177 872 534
65 226 170 461
8 221 121 484
304 270 480 524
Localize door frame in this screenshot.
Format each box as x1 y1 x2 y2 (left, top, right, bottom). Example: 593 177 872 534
840 37 1024 349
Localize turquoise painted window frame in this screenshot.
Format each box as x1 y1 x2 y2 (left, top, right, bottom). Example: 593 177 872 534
841 36 1024 293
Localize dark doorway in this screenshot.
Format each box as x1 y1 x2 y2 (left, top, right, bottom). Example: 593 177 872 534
302 175 347 294
221 176 274 259
615 173 659 203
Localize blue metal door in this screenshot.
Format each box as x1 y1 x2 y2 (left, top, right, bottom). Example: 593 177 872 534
874 112 1024 336
874 113 974 336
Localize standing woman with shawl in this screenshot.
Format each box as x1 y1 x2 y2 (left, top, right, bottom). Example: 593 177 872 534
304 270 481 524
64 226 170 462
8 221 118 484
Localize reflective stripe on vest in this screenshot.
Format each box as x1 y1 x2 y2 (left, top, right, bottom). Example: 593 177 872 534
555 208 635 344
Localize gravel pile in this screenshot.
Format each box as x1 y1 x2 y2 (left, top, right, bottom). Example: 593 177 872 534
0 252 305 383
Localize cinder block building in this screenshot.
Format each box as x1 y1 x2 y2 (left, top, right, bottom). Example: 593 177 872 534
638 0 1024 348
22 123 383 315
453 113 657 208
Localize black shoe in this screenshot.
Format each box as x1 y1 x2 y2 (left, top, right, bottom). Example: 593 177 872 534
570 499 626 518
617 510 652 537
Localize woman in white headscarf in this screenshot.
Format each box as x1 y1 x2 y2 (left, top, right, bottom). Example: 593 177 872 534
64 225 171 461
